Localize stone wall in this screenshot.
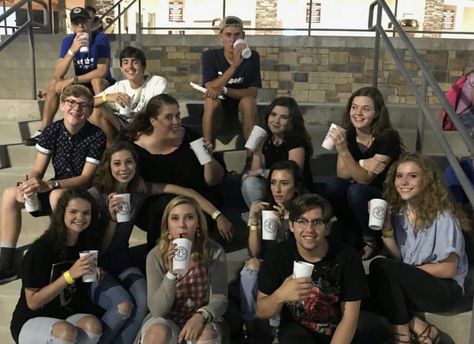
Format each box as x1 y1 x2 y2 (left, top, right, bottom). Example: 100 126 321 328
2 34 474 102
113 34 474 105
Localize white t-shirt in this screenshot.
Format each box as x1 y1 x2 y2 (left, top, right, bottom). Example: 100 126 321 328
99 74 168 119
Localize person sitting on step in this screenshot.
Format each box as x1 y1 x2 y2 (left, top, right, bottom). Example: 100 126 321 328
0 85 106 284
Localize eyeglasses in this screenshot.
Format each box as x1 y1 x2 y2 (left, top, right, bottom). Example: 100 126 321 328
65 99 92 111
293 218 327 229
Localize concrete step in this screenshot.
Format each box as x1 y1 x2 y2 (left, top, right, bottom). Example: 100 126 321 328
0 167 54 192
0 99 42 122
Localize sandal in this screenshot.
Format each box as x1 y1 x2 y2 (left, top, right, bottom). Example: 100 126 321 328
392 332 413 344
416 322 440 344
361 240 378 260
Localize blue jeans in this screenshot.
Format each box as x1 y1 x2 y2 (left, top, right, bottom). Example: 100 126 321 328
325 177 382 245
90 267 147 344
241 176 266 208
18 314 101 344
239 266 280 327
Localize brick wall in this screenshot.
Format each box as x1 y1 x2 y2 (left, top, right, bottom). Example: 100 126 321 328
1 34 473 101
114 34 473 105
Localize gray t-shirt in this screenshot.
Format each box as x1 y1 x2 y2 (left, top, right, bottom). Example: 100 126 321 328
393 210 468 291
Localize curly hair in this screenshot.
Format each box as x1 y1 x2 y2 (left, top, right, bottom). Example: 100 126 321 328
383 152 466 230
44 189 101 258
93 141 142 194
262 96 313 156
343 87 403 145
263 160 304 207
128 94 179 140
157 195 209 267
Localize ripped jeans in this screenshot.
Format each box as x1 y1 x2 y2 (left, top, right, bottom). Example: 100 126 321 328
90 267 147 344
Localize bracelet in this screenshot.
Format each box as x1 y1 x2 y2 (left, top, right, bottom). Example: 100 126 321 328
67 49 74 57
211 210 222 221
110 217 117 223
382 227 394 238
101 93 107 102
248 224 258 231
63 270 74 285
73 76 79 84
359 159 365 168
166 271 177 280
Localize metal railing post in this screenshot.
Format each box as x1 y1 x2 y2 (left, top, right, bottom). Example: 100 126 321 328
372 3 382 87
416 77 427 152
27 0 37 99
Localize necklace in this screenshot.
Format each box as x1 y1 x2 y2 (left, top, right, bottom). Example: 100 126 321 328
356 135 374 147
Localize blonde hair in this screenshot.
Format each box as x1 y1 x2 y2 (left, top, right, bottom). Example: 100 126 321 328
157 196 209 266
384 152 469 231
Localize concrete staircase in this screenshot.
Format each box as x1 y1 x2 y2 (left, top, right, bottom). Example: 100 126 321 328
0 98 472 343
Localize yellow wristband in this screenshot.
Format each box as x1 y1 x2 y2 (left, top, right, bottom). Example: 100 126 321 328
63 270 74 285
67 49 74 57
102 93 107 102
211 210 222 221
248 224 258 231
382 227 394 238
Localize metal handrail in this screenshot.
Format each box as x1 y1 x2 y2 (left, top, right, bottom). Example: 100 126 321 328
100 0 139 34
0 0 49 99
369 1 474 342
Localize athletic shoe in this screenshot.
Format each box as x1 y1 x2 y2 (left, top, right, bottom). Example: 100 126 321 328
24 130 42 146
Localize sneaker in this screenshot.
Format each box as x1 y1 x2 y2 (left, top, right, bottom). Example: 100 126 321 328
0 268 17 284
24 130 42 146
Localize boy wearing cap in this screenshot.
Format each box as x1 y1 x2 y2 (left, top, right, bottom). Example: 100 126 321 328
91 46 168 145
26 7 114 146
201 16 261 149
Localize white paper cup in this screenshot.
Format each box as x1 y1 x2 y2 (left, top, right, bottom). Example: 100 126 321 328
172 238 192 275
368 198 388 230
293 261 314 278
321 123 338 151
79 250 98 282
244 125 267 151
119 106 131 118
24 193 40 212
113 193 131 223
261 210 279 240
190 137 212 165
234 39 252 59
79 32 89 53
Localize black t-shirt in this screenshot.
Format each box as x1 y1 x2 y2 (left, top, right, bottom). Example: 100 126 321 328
10 235 95 342
201 48 262 110
133 127 208 193
88 187 148 276
262 133 313 189
258 238 368 337
346 129 402 189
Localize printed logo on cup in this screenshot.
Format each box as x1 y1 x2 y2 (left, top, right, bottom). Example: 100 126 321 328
263 218 278 234
118 201 130 215
372 206 386 220
174 245 189 262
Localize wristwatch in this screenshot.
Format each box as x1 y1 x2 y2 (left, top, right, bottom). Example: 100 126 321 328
196 309 211 323
49 179 61 190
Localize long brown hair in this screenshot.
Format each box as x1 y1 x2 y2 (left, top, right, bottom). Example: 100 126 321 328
344 87 403 145
92 141 142 194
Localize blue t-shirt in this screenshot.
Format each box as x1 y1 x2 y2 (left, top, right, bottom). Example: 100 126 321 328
444 159 474 205
60 31 115 84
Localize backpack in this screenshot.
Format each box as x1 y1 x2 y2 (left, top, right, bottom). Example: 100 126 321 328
441 74 469 131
